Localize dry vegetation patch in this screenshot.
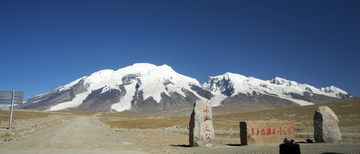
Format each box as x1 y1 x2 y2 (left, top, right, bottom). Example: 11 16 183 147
54 110 98 116
98 113 190 129
0 109 58 126
213 99 360 132
98 100 360 133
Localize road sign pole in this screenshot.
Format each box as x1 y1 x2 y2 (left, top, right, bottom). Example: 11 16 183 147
8 91 15 130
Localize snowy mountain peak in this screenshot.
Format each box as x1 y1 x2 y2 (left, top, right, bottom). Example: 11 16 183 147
320 86 347 96
45 63 205 112
270 77 299 87
202 73 352 106
20 63 358 114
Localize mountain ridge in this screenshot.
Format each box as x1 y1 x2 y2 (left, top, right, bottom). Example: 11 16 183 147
18 63 359 115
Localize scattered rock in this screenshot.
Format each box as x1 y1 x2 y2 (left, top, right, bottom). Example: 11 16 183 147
306 139 313 143
122 141 134 145
314 106 342 143
189 100 215 147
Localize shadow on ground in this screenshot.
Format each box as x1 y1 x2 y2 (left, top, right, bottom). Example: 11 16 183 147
170 144 191 147
226 144 244 146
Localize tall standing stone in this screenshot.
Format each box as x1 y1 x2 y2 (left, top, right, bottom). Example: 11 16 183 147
314 106 342 143
189 100 215 147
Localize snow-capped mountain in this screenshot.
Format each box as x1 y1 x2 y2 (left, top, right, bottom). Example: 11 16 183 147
18 63 358 115
203 73 358 109
19 63 209 113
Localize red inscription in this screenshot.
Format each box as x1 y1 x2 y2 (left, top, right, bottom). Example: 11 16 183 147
251 128 255 136
203 106 209 114
261 128 266 135
267 128 271 135
205 134 211 140
205 124 210 131
249 127 293 137
287 127 292 135
277 127 282 135
272 128 276 135
282 127 287 135
204 116 209 122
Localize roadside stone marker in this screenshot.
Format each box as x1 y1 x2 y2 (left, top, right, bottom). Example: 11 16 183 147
189 100 215 147
240 121 295 145
314 106 342 143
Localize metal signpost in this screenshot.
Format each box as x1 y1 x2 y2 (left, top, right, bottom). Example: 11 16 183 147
0 91 24 130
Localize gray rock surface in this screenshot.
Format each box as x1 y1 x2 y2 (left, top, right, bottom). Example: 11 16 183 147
314 106 342 143
189 100 215 147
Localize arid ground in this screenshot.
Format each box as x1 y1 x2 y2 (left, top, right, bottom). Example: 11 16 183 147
0 99 359 153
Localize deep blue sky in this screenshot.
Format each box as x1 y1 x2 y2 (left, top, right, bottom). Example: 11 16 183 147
1 0 359 100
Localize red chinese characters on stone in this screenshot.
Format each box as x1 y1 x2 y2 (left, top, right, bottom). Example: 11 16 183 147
205 124 210 132
261 128 266 135
250 127 293 137
287 127 292 135
277 127 283 135
272 128 276 135
202 106 212 141
251 128 255 136
205 134 211 140
203 106 209 114
204 116 209 122
267 128 272 135
283 127 287 135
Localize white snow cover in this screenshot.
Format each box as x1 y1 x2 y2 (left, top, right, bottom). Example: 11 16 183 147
57 77 84 93
42 63 349 111
203 73 348 106
111 82 137 112
320 86 347 97
49 63 207 111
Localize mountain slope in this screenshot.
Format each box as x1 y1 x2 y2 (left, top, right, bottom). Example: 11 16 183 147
18 63 359 115
202 73 359 108
19 63 208 113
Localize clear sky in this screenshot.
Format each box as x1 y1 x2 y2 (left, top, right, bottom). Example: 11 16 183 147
1 0 359 101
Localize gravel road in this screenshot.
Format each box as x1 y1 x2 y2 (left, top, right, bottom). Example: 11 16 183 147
0 116 148 154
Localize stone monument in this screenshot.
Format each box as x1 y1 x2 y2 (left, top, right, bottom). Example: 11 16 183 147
189 100 215 147
314 106 342 143
240 121 295 145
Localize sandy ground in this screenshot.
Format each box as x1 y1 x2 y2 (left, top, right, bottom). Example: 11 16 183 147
0 116 147 154
0 115 359 154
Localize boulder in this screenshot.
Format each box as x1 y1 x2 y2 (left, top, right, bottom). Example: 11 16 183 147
189 100 215 147
314 106 342 143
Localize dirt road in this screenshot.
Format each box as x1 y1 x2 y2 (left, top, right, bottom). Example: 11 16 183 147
0 116 148 154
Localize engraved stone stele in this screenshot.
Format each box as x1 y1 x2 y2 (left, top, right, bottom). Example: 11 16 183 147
240 121 295 145
189 100 215 147
314 106 342 143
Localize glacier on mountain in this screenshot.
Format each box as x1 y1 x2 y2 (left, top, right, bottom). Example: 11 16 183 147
27 63 353 112
203 73 349 106
48 63 207 111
